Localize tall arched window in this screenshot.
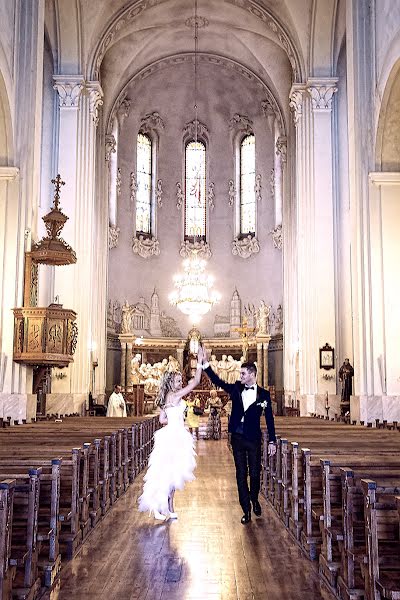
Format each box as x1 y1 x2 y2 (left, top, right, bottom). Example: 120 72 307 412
184 140 206 240
136 133 152 235
240 134 256 235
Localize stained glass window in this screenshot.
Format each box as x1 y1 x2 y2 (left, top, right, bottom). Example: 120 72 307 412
136 133 152 234
185 141 206 239
240 134 256 235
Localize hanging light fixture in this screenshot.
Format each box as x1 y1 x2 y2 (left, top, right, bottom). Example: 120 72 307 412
169 255 220 324
169 0 220 324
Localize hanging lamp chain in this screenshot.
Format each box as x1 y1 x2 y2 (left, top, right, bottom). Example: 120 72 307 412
194 0 199 144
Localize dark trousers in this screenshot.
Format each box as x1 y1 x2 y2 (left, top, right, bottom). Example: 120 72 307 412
231 433 262 512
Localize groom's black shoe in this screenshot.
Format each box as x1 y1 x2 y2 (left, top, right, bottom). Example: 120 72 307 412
241 511 251 524
252 500 262 516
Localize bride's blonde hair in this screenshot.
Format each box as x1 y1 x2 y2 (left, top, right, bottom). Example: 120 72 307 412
156 371 179 407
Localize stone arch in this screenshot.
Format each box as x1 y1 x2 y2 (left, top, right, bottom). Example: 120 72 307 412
375 58 400 171
106 53 287 140
0 68 14 166
88 0 305 83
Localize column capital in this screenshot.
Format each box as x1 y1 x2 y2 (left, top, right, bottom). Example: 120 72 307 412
86 81 104 126
307 78 338 112
289 85 306 126
53 76 84 108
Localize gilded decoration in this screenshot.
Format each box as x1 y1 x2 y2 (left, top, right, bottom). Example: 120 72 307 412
132 235 160 258
108 225 120 249
179 239 212 259
231 235 260 259
13 306 78 367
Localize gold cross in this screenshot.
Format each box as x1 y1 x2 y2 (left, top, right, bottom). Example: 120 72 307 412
51 174 65 210
233 317 255 361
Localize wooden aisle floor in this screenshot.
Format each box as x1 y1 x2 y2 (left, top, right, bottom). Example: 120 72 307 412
44 439 333 600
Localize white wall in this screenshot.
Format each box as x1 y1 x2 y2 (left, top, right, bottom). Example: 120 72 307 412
108 59 283 338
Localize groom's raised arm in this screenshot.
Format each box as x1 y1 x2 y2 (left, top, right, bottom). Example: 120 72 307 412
203 362 235 394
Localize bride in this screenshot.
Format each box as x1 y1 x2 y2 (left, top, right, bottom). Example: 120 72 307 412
138 345 205 520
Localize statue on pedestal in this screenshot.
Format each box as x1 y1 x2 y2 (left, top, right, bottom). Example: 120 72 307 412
339 358 354 404
121 301 133 333
257 300 271 335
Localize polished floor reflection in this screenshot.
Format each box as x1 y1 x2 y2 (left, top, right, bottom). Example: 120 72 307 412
44 439 333 600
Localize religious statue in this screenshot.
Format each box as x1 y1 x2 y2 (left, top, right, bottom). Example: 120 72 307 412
121 300 133 333
275 304 283 333
257 300 271 335
339 358 354 404
167 355 180 372
131 355 141 384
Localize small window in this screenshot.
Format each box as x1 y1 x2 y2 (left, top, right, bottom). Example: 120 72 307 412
136 133 152 235
184 141 206 239
240 134 256 235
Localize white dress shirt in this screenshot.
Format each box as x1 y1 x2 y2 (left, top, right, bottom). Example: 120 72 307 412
241 385 257 421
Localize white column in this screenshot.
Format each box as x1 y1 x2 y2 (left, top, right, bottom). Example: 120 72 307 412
52 78 104 407
0 0 45 422
289 85 316 412
289 79 338 415
274 134 286 228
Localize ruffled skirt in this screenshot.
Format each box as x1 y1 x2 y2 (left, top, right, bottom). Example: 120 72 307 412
138 424 196 515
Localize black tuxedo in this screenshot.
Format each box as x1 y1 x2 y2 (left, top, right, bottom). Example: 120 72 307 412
204 365 276 514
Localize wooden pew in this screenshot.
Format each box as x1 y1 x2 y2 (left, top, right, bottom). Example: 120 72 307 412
0 479 15 600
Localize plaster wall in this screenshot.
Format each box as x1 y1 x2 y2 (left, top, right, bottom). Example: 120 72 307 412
108 60 283 339
375 0 400 88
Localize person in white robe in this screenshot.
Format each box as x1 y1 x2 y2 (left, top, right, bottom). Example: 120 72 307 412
106 385 127 417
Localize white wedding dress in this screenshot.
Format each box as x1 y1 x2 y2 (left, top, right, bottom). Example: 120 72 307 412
138 400 196 515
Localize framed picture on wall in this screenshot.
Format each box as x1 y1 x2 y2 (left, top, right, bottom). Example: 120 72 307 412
319 343 334 370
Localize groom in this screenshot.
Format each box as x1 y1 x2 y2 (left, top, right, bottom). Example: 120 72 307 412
200 353 276 524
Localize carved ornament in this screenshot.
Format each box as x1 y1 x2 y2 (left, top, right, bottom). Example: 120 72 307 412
176 182 184 210
307 79 338 111
276 136 287 165
105 134 116 161
156 179 163 207
179 240 212 259
109 225 120 249
183 119 209 141
116 97 131 128
87 82 104 126
289 87 305 126
270 224 282 250
132 235 160 258
207 182 215 210
228 180 235 207
270 169 275 199
130 172 138 203
231 235 260 259
229 113 253 135
185 15 209 28
140 111 165 134
255 174 262 202
53 77 84 108
116 168 121 196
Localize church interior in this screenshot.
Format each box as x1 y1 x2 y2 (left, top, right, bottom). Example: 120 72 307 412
1 0 400 599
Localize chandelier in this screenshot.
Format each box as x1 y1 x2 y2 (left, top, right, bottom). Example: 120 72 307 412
169 254 220 323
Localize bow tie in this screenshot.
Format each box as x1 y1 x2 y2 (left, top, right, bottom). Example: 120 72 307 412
244 385 255 390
